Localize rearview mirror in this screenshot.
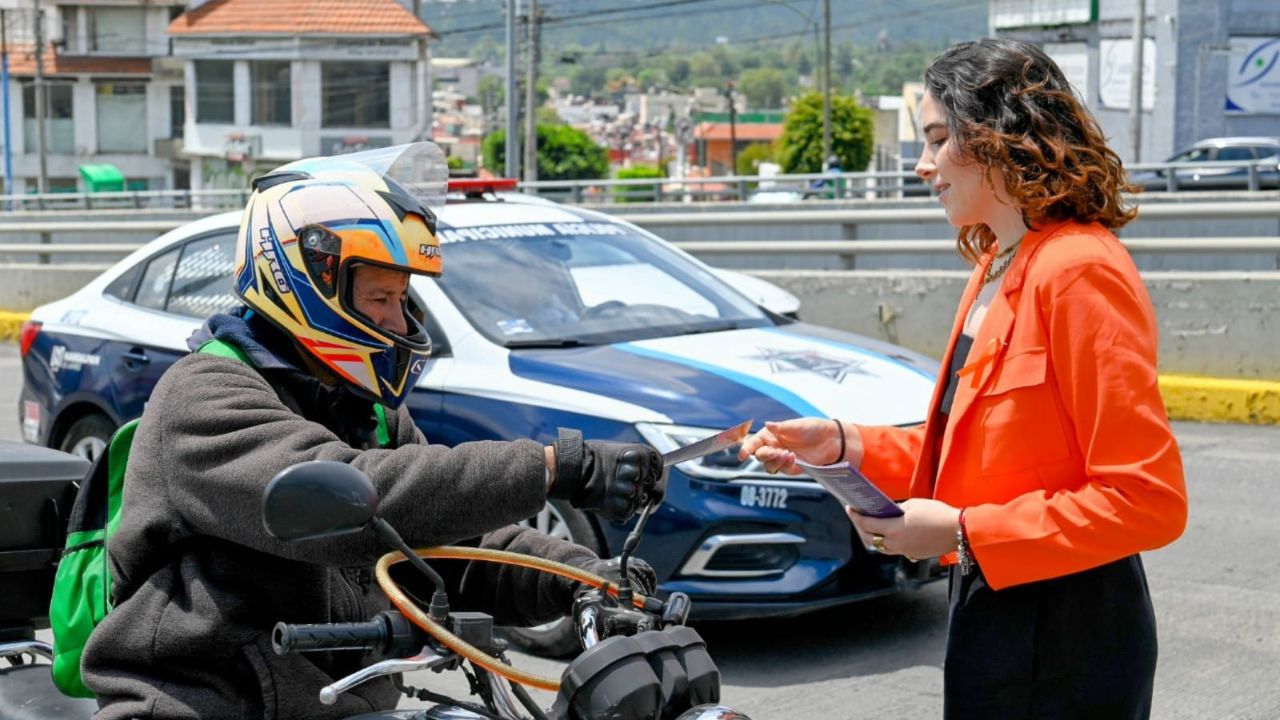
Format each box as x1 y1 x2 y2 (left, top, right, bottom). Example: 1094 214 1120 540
262 461 380 541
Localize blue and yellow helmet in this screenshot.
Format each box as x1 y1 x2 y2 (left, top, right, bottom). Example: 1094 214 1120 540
233 144 445 408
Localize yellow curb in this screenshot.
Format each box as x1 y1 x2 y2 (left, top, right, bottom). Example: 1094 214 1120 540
1159 375 1280 425
0 308 1275 425
0 311 29 342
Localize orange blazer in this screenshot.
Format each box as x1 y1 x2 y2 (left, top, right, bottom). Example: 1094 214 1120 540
856 220 1187 590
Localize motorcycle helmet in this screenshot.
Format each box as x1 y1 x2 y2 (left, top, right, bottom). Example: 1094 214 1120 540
233 143 447 408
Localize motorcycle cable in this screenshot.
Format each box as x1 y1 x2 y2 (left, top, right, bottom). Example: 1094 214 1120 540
375 546 655 692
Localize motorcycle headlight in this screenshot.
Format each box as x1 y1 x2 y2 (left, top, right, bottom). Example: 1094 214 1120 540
634 422 772 481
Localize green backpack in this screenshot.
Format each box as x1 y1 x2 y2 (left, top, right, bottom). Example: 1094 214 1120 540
48 339 389 697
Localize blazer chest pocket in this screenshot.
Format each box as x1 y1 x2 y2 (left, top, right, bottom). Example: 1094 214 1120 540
978 346 1070 474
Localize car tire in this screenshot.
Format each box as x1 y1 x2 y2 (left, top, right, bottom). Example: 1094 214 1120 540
501 500 605 658
59 414 116 464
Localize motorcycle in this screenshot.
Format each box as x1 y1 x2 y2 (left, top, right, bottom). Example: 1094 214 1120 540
0 444 750 720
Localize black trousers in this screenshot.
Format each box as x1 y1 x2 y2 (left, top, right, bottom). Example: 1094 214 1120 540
944 555 1157 720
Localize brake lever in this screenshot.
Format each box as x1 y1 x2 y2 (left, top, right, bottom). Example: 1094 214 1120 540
318 646 455 705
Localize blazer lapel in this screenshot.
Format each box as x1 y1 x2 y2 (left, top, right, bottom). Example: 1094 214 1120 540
906 253 991 499
932 219 1072 490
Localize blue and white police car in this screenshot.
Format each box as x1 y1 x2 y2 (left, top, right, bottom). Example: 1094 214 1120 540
19 181 943 654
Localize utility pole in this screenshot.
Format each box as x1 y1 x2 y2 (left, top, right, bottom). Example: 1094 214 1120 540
32 0 47 194
522 0 540 184
504 0 519 179
2 9 14 199
1128 0 1145 164
822 0 831 173
724 82 737 175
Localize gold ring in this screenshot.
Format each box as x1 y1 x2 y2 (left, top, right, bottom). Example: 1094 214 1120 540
871 534 886 552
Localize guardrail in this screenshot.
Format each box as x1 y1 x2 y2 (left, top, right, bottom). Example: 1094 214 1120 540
7 237 1276 258
1 158 1277 210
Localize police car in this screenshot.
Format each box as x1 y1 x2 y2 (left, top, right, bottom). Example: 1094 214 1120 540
18 180 943 654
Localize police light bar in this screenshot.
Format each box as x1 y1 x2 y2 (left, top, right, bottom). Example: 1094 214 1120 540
447 178 519 195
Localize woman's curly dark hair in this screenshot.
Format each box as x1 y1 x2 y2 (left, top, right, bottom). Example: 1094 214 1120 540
924 38 1139 261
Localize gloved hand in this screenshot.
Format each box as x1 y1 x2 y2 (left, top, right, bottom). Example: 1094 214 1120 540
548 428 665 523
577 555 658 597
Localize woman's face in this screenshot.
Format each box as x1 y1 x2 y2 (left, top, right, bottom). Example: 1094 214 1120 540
915 92 1005 229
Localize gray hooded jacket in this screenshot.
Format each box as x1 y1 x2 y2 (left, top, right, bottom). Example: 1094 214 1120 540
82 311 598 719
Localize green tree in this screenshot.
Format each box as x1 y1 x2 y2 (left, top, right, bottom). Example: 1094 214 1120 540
738 67 787 109
668 58 691 86
536 106 565 125
636 68 670 92
571 65 608 98
735 142 776 177
483 125 609 181
613 165 664 203
778 92 873 174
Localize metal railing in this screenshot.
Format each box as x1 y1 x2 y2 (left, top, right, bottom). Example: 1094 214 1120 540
1 158 1276 212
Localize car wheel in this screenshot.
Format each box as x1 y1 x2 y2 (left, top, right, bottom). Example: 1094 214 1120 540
59 414 116 464
501 500 605 658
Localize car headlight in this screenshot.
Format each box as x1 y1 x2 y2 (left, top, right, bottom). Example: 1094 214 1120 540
634 422 773 480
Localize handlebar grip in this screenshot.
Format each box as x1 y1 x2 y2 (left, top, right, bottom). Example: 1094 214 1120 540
273 619 388 655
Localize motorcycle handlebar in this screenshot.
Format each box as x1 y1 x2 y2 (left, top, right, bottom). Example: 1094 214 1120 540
273 611 424 656
273 619 388 654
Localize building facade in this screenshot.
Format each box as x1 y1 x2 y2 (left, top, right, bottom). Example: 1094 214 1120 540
1 0 186 193
992 0 1280 164
168 0 434 190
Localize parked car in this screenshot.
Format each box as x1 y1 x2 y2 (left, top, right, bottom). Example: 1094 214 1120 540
18 182 943 655
1130 136 1280 191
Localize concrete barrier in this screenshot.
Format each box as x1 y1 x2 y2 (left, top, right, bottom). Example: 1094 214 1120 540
0 265 107 312
750 269 1280 425
1 265 1276 424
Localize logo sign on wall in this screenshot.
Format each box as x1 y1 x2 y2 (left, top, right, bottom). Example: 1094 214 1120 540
1098 38 1156 111
1226 37 1280 114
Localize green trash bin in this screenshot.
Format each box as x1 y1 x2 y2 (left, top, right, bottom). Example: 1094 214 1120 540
78 164 125 193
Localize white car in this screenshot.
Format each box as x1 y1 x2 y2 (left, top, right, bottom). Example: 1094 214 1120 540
20 182 941 656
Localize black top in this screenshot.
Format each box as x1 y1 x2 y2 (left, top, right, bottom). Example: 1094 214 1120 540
940 333 974 415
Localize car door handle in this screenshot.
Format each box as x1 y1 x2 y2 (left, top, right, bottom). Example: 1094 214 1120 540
122 349 151 366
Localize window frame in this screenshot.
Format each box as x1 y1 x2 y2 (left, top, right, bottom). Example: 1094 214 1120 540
321 61 391 129
165 231 240 319
250 60 292 126
195 60 235 124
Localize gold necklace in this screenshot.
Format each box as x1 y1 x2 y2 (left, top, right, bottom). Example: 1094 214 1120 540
982 244 1017 286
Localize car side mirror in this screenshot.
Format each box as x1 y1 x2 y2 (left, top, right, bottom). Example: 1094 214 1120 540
262 461 380 541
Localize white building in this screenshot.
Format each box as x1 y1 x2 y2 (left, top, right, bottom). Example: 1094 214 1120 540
168 0 434 190
1 0 187 193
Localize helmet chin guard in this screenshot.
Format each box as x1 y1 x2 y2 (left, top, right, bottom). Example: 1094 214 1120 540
234 142 447 408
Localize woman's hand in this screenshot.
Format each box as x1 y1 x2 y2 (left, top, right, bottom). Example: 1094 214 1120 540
847 499 961 561
738 418 851 475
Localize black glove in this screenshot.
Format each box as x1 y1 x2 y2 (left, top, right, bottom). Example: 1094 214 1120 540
548 428 665 523
578 555 658 597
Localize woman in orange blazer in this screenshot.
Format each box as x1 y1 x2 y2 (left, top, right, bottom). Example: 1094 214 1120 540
741 39 1187 719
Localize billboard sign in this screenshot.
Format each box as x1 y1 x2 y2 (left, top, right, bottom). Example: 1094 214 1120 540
1226 37 1280 114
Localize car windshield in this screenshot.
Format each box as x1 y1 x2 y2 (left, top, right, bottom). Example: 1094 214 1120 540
433 219 772 347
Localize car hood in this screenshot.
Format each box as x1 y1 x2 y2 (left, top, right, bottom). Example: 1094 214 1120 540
507 325 937 428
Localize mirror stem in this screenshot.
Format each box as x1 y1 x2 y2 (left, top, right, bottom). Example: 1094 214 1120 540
615 502 656 605
370 517 450 622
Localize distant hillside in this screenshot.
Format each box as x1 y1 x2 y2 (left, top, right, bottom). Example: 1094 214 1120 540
421 0 988 59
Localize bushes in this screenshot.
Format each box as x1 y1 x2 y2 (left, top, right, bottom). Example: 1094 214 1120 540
614 165 664 203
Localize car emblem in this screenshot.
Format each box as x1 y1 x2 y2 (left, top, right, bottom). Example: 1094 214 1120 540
751 347 877 383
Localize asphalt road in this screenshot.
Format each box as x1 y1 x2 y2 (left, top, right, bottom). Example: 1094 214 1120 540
3 343 1276 719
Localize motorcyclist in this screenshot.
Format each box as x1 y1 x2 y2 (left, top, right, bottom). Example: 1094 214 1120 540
80 146 663 720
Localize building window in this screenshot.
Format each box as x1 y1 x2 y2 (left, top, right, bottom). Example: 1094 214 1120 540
96 82 148 153
170 85 185 139
251 61 291 126
22 82 74 154
195 60 234 123
88 6 146 54
322 62 390 128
